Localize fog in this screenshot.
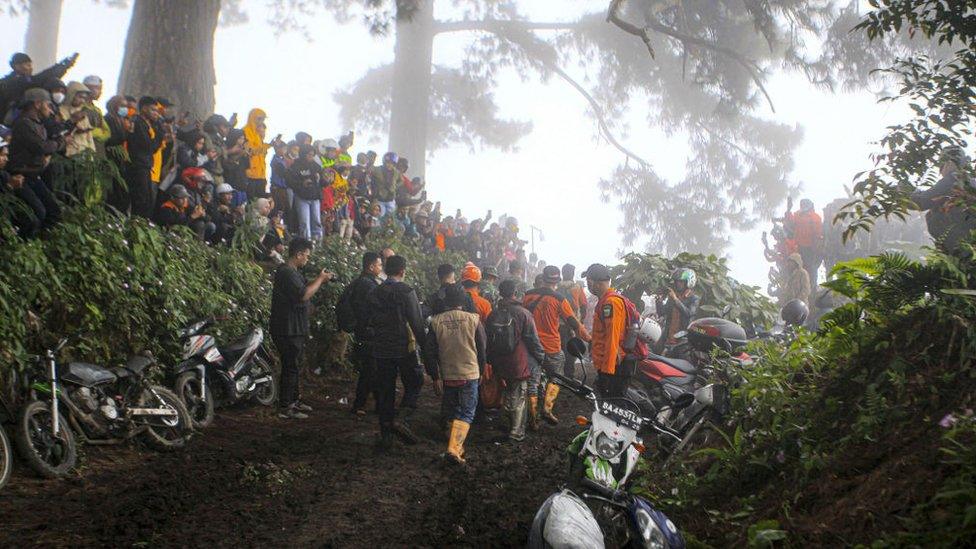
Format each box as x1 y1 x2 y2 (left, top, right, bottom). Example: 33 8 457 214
0 1 909 288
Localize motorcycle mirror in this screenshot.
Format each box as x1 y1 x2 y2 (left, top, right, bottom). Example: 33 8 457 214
673 393 695 409
566 337 587 360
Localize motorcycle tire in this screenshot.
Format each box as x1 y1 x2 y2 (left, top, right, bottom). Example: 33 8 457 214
664 410 716 465
175 371 215 429
250 356 277 407
139 386 193 452
0 424 11 491
15 400 77 479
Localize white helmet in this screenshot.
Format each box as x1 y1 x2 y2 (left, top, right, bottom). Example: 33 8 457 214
216 183 234 194
637 317 662 345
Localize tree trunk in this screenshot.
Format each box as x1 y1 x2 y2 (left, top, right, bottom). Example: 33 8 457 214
388 1 435 177
117 0 220 119
24 0 63 68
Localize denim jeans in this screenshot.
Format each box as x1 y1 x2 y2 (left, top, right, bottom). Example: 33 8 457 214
294 197 322 240
441 379 480 424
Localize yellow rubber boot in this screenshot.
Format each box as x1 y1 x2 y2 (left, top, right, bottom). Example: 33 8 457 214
528 395 540 432
542 384 560 425
446 419 470 464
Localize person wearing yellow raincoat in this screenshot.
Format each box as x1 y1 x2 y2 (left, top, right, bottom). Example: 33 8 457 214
243 108 282 201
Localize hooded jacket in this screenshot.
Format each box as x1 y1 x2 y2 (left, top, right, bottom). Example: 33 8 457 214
486 298 545 381
243 108 270 180
59 82 95 157
8 110 63 175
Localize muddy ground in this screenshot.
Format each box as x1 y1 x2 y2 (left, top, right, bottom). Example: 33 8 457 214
0 372 592 548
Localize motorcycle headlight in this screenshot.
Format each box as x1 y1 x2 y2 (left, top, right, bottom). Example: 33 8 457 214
635 508 666 549
595 433 623 460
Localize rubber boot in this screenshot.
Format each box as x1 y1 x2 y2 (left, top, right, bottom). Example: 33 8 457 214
446 419 470 464
528 396 540 432
542 384 560 425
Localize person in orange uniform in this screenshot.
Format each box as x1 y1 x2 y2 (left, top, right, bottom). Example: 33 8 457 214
523 265 589 426
460 262 493 322
584 263 641 399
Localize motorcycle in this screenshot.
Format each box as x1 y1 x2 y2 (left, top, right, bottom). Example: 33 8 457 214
173 319 277 428
0 418 10 491
529 340 690 549
16 338 191 478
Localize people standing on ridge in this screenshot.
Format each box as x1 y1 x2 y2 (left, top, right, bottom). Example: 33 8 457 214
425 283 487 464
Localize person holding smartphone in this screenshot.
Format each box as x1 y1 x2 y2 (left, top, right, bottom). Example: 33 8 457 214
271 238 335 419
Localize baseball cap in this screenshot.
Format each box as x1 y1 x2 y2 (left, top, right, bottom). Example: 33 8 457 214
83 75 103 86
168 184 190 199
582 263 612 281
542 265 561 284
21 88 50 105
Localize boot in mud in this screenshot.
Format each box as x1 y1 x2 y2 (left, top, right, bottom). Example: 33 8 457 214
375 429 397 454
528 395 540 432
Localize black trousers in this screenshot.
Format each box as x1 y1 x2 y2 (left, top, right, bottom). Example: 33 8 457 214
125 165 153 219
351 341 377 411
374 353 424 431
14 175 61 237
596 359 635 399
273 334 305 408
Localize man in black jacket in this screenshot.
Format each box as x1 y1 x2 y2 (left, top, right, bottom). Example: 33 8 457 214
366 255 427 450
0 52 77 123
270 238 335 419
425 263 475 317
8 87 63 233
341 251 383 415
126 96 164 219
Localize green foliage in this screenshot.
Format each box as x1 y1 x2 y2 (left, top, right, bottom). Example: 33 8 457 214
840 0 976 240
0 206 268 372
611 251 777 329
48 151 125 207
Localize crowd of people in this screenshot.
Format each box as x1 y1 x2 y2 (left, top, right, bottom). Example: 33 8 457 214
0 51 541 273
761 196 824 313
275 241 666 461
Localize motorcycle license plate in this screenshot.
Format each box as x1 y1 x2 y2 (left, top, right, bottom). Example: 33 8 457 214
597 399 643 431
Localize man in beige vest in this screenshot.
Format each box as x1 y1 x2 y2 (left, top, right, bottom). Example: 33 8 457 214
425 284 487 464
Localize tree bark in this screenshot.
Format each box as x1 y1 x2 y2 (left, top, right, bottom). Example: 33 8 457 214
117 0 221 119
24 0 63 68
388 0 435 177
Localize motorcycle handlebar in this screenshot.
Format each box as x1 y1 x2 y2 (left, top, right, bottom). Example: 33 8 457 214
549 373 594 398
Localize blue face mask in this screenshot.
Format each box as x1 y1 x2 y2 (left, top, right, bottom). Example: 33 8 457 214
117 107 128 117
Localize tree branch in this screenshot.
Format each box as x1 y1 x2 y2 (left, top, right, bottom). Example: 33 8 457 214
607 0 775 112
433 19 583 35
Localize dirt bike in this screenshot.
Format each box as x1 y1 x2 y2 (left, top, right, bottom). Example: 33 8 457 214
529 341 690 548
16 338 191 478
0 414 10 491
172 319 276 428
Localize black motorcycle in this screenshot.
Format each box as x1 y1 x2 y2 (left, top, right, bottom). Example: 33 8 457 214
16 338 192 478
172 319 276 428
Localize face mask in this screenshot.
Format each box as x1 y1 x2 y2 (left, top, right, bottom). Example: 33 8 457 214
117 107 128 117
51 92 65 105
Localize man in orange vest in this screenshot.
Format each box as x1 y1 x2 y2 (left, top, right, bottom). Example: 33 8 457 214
785 198 824 298
523 266 589 426
460 262 493 322
584 263 642 399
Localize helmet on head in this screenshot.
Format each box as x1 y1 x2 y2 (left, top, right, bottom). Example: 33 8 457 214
216 183 234 194
781 299 809 327
637 317 662 345
672 268 697 289
461 262 482 283
181 167 211 190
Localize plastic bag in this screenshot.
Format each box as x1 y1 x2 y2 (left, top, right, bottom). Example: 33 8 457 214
542 491 605 549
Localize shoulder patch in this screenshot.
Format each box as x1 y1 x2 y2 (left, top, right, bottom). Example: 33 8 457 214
602 303 613 319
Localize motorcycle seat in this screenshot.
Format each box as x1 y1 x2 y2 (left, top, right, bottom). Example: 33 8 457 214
646 353 697 375
221 330 261 354
62 362 117 386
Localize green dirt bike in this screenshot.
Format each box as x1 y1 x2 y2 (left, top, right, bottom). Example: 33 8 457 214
16 338 190 479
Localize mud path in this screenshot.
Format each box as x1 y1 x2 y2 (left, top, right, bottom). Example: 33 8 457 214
0 373 589 548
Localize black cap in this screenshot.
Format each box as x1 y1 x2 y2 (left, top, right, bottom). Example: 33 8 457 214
444 283 467 308
582 263 611 281
542 265 561 284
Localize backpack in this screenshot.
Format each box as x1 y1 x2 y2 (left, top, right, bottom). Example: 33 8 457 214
598 290 649 361
486 304 519 356
335 281 357 334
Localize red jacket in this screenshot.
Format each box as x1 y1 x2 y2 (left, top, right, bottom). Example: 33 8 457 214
787 211 823 248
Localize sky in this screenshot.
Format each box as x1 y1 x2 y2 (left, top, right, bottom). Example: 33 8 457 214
0 1 910 289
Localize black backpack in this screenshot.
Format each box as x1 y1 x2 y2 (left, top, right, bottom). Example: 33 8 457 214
486 304 519 356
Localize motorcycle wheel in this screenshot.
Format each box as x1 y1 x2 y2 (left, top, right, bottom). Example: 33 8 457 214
250 357 277 407
664 410 717 465
0 424 11 490
175 371 215 429
14 400 77 479
138 386 193 452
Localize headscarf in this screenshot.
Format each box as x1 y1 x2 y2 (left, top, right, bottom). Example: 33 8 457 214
243 108 270 179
